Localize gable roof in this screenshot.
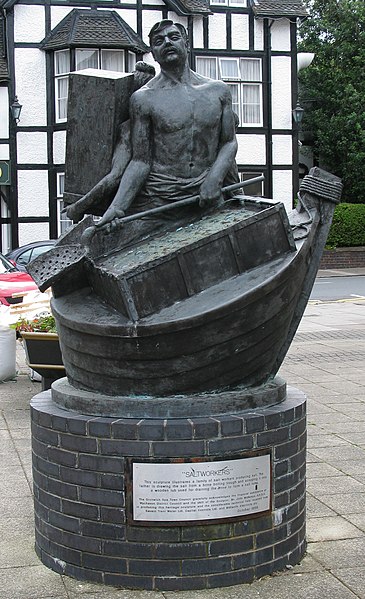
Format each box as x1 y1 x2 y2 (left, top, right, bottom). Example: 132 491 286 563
0 15 9 81
164 0 212 16
40 9 149 53
251 0 308 18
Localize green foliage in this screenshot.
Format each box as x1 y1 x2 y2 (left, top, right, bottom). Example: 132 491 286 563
11 314 57 334
326 203 365 247
299 0 365 203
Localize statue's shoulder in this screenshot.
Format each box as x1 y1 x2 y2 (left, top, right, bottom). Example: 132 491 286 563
192 72 231 97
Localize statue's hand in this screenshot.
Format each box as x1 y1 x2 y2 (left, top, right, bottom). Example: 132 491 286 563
199 178 222 209
66 203 83 223
96 207 126 234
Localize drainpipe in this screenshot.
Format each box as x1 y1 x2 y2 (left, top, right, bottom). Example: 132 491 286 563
264 18 273 199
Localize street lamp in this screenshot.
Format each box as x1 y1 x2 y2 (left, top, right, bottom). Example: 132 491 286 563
292 103 304 127
10 96 22 123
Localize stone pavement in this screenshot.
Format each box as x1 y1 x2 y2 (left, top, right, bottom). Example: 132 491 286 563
1 281 365 598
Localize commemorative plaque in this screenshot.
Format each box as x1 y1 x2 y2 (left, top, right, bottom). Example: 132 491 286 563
131 453 271 524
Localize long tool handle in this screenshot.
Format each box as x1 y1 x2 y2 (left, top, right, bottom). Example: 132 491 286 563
116 175 265 224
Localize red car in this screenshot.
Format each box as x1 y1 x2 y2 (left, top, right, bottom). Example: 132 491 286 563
0 252 39 306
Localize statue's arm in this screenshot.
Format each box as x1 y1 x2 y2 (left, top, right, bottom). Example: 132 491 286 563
97 92 152 227
199 84 238 207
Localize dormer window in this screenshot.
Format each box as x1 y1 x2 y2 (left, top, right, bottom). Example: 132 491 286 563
54 48 136 122
41 9 148 123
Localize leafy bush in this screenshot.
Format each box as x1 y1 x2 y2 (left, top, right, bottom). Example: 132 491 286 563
11 314 57 334
326 203 365 248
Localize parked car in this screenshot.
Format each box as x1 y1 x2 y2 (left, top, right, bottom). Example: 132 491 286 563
6 240 56 272
0 252 38 306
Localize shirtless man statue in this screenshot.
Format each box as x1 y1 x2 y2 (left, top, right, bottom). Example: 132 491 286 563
96 19 238 231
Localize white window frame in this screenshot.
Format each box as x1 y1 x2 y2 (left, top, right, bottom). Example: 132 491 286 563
195 56 262 127
210 0 247 6
239 171 264 196
57 173 72 236
55 48 131 123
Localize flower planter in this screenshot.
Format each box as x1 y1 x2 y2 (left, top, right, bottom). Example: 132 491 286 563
21 331 65 390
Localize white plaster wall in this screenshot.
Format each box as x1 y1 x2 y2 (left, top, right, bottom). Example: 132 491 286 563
143 0 165 5
236 134 266 165
53 131 66 165
142 11 165 46
14 49 47 127
18 170 49 217
18 222 50 246
167 14 188 32
208 14 227 50
0 88 9 138
114 9 137 31
271 56 292 130
254 18 264 51
17 132 48 164
51 7 73 29
271 19 291 52
0 145 9 160
231 14 249 51
272 135 292 165
273 170 293 211
14 5 45 43
193 17 204 49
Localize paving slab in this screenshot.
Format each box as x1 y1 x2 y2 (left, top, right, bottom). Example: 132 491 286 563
307 516 364 542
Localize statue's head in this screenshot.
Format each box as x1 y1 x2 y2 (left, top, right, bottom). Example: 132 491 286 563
148 20 189 68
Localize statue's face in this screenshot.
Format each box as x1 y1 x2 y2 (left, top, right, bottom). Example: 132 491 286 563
151 24 188 68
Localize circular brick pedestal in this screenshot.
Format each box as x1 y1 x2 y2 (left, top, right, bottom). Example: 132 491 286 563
31 387 306 591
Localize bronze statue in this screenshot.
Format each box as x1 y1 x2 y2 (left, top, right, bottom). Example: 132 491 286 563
67 20 238 232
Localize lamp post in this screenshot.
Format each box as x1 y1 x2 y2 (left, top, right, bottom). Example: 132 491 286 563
292 103 304 129
10 96 22 124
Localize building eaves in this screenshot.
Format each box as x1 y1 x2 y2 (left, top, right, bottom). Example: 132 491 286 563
0 15 9 81
164 0 212 16
40 9 149 53
251 0 308 18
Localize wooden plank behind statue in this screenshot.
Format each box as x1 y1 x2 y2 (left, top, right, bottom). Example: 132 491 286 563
64 69 134 206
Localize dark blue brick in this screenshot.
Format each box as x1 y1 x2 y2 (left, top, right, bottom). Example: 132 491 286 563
65 563 103 584
217 415 244 437
99 473 124 491
209 536 253 556
48 446 77 467
182 556 232 576
291 418 306 439
274 491 289 508
245 414 265 434
47 478 78 501
80 487 124 507
155 542 206 559
79 454 124 473
274 439 298 460
62 499 99 520
37 488 61 511
60 434 97 453
152 440 205 457
127 526 180 543
31 422 59 446
48 539 82 566
165 419 193 440
104 540 154 558
208 436 253 455
100 439 149 457
60 465 98 487
100 506 125 524
83 553 127 573
257 427 290 447
182 523 232 542
49 509 80 533
34 455 60 478
88 418 112 437
112 419 140 440
207 568 254 588
191 418 219 439
82 520 126 540
137 420 165 441
129 559 180 577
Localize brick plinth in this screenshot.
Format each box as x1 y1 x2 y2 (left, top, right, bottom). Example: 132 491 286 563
31 388 306 590
320 246 365 269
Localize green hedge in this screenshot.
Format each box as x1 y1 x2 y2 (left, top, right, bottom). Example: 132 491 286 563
326 203 365 248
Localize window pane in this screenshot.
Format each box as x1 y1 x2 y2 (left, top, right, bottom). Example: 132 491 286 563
239 172 263 196
240 58 261 81
227 83 241 123
195 57 217 79
56 77 69 121
219 58 240 80
211 0 228 4
55 50 70 75
241 84 261 124
101 50 125 72
16 249 32 266
76 49 98 71
128 51 136 72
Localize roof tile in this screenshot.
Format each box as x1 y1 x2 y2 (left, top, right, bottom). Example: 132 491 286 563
251 0 308 18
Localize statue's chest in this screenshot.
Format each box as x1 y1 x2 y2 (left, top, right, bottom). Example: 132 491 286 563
151 88 221 133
